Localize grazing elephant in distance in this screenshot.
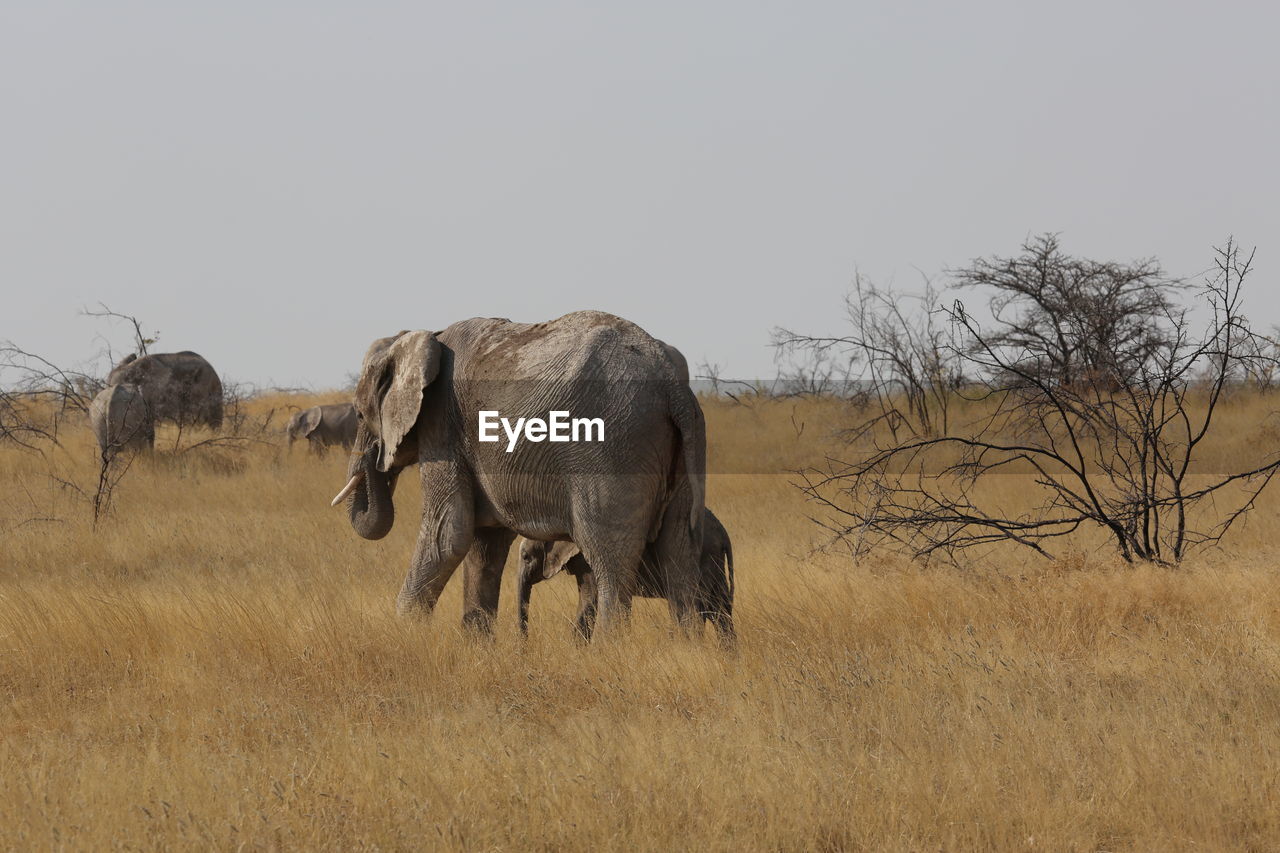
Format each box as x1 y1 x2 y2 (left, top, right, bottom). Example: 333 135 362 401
286 403 357 453
517 507 734 641
107 351 223 430
331 310 706 635
89 383 154 460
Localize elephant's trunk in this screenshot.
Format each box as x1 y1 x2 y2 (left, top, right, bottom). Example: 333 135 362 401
345 440 396 540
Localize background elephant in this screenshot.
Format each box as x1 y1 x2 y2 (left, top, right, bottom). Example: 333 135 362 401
517 506 734 641
88 383 154 459
107 351 223 430
332 310 706 635
286 403 357 453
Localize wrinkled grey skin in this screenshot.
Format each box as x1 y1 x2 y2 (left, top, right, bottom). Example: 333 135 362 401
286 403 357 454
658 341 691 386
341 310 706 635
107 351 223 430
88 383 154 460
518 506 734 641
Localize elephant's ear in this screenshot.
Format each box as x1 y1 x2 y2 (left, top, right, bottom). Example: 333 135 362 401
300 408 323 437
543 542 582 580
358 330 442 471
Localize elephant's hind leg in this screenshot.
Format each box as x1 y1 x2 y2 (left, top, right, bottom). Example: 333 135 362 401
652 491 703 635
573 532 644 638
461 528 516 634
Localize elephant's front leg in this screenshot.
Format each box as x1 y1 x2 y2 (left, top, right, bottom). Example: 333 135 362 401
396 471 475 618
461 528 516 634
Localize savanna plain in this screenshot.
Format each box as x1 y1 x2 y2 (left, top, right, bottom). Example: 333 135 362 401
3 392 1280 851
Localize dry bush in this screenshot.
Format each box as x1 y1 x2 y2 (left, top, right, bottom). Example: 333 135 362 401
3 393 1280 849
795 241 1280 566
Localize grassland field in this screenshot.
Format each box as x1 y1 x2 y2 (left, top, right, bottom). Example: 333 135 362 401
3 391 1280 850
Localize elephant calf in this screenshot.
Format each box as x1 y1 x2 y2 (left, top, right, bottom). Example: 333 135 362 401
286 403 357 454
89 383 154 460
518 507 734 641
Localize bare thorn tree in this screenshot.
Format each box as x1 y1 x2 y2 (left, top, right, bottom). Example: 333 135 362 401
81 303 160 358
773 275 963 439
953 233 1183 391
0 343 104 444
170 379 280 456
799 240 1278 566
1 311 279 528
0 385 58 453
90 402 151 529
694 361 768 407
1 337 145 526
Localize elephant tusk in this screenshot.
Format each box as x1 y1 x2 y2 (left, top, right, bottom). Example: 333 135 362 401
331 472 364 507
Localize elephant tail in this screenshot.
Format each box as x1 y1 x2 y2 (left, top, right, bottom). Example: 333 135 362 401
669 386 706 537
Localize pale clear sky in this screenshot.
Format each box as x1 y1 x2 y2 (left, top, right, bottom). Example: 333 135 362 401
2 2 1276 388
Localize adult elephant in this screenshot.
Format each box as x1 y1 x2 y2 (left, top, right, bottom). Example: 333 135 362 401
107 351 223 430
88 383 154 460
331 310 706 635
286 403 357 453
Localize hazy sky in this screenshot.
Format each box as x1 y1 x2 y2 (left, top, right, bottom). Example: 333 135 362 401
3 2 1276 388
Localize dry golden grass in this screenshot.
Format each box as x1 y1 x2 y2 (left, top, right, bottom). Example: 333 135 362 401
3 393 1280 850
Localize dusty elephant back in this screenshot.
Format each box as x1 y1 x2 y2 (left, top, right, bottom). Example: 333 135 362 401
437 311 701 537
461 312 679 379
107 351 224 429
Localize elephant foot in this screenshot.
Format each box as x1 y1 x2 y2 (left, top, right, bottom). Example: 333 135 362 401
394 594 435 620
461 608 497 636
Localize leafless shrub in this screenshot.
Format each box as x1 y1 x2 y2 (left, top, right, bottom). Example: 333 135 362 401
0 343 102 436
82 303 160 360
0 387 57 453
953 233 1184 391
773 275 963 439
1240 329 1280 391
769 343 856 399
137 381 280 471
694 361 775 407
799 240 1278 566
90 413 150 529
1 341 140 526
1 312 285 528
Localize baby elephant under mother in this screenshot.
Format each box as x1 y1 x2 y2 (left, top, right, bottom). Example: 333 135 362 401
332 310 707 637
